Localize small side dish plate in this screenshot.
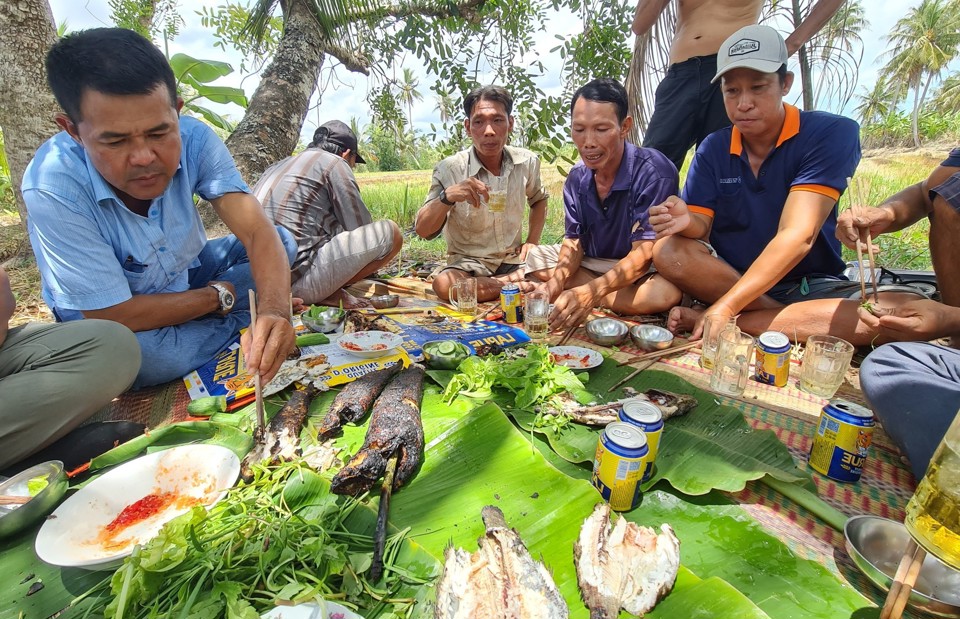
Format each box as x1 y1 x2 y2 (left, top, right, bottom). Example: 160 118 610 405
338 331 404 358
35 444 240 570
548 346 603 370
261 601 365 619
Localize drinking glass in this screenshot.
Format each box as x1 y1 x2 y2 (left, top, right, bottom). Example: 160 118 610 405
449 278 477 318
486 175 508 213
710 328 755 396
524 291 550 343
904 409 960 569
700 315 738 370
799 335 855 398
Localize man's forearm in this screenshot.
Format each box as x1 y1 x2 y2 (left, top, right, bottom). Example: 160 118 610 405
717 232 813 314
526 199 548 245
632 0 670 36
414 201 450 240
551 240 583 291
785 0 844 54
580 244 652 300
83 288 221 332
878 183 930 232
245 225 292 318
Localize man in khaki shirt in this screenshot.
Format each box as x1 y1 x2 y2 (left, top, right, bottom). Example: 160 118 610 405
415 86 549 302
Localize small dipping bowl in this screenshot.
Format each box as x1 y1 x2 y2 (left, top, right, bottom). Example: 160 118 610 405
421 339 471 370
370 294 400 309
0 460 68 539
630 324 674 352
844 515 960 617
301 307 344 333
586 318 629 346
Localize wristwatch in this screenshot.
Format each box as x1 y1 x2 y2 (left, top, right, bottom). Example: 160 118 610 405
209 282 235 313
439 188 455 206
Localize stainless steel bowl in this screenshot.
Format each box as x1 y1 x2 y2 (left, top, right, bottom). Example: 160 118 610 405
629 324 674 352
370 294 400 309
586 318 628 346
301 307 344 333
844 515 960 617
0 460 68 539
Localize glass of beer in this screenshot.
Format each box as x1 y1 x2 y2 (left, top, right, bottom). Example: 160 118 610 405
700 315 737 370
799 335 854 398
449 278 477 318
524 291 550 343
904 410 960 569
486 175 507 213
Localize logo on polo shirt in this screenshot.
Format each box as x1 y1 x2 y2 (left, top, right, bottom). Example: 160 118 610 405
729 39 760 56
719 177 741 184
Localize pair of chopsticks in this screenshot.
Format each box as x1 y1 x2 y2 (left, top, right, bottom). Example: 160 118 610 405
249 290 266 439
615 340 701 367
555 321 579 346
469 302 499 323
0 495 31 506
879 539 926 619
847 176 879 304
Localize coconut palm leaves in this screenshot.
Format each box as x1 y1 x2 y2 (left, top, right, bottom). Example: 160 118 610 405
879 0 960 148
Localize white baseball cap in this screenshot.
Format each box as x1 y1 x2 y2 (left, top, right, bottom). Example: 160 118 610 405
712 25 788 83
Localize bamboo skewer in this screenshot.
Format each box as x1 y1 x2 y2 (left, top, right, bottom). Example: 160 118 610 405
373 307 431 315
854 238 869 302
370 453 399 582
616 340 701 367
848 175 880 303
879 539 926 619
0 495 31 506
248 289 266 441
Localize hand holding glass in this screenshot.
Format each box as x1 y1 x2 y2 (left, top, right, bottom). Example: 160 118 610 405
486 175 507 213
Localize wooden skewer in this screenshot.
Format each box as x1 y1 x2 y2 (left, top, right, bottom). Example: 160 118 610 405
555 322 580 347
248 289 266 440
0 495 31 506
374 307 431 315
880 538 926 619
469 302 498 323
616 340 701 367
854 238 869 302
608 359 659 393
865 231 880 303
370 453 399 582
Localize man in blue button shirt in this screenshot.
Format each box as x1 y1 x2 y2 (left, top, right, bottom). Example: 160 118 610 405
525 78 681 332
648 25 906 344
22 28 297 388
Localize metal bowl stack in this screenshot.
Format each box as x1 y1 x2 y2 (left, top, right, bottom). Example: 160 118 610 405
585 318 629 346
629 325 674 352
370 294 400 309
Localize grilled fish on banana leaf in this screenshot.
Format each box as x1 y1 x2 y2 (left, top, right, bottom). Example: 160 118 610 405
547 389 698 426
330 365 425 496
575 503 680 618
240 385 318 481
435 506 569 619
318 363 402 439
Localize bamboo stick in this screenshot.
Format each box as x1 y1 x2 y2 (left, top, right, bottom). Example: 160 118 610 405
879 539 926 619
616 340 700 367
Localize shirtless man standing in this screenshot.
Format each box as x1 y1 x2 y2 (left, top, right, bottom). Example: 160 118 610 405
632 0 844 172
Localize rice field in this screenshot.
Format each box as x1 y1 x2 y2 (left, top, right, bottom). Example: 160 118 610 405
0 145 948 326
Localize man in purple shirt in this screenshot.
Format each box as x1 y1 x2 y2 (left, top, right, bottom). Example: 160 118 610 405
525 78 681 331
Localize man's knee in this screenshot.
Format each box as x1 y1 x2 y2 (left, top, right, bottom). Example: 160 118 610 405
386 220 403 255
652 236 705 280
432 269 464 301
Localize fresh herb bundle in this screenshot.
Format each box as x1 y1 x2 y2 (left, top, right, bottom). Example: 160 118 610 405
75 462 434 619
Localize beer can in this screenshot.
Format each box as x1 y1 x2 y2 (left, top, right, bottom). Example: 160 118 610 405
591 422 648 512
618 400 663 483
808 399 874 483
755 331 792 387
500 283 523 324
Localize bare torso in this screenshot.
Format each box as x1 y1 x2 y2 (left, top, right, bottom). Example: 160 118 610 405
671 0 763 64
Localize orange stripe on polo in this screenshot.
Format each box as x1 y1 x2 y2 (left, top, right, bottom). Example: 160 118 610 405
688 205 715 218
790 184 840 201
729 104 801 155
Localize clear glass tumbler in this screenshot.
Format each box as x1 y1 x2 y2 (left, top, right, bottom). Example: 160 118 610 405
700 315 738 370
799 335 854 398
710 328 755 396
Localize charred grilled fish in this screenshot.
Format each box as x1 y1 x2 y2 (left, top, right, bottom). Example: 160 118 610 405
574 503 680 618
240 385 318 481
434 506 569 619
317 363 402 439
330 365 425 496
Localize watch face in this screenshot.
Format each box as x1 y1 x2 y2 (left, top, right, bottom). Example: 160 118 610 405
221 290 235 309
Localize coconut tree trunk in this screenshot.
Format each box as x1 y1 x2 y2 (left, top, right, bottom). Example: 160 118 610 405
224 0 325 185
0 0 61 235
910 78 923 149
791 0 814 110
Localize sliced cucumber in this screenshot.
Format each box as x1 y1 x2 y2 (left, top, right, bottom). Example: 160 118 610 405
436 340 458 355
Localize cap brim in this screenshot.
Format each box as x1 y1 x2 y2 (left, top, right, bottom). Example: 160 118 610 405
712 58 784 83
354 153 366 165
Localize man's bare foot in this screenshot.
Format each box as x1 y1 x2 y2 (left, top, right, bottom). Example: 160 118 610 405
666 305 703 334
319 288 370 309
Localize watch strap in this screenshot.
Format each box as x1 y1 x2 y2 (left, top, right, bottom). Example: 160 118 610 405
439 188 455 206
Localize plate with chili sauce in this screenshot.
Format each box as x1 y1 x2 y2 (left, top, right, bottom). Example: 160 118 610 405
35 444 240 570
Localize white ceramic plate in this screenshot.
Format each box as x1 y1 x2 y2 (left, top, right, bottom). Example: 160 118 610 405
337 331 404 358
549 345 603 370
35 444 240 570
261 601 364 619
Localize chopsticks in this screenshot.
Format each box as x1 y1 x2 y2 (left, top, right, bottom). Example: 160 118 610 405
555 322 579 347
608 359 659 393
879 539 926 619
373 307 430 315
848 175 879 304
248 289 266 440
616 340 701 367
0 495 31 506
469 302 498 323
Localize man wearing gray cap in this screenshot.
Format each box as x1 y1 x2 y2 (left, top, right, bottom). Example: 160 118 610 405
649 25 871 343
255 120 402 308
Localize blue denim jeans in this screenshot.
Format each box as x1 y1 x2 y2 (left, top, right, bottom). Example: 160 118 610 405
133 226 296 389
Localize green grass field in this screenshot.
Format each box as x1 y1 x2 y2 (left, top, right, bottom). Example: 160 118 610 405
0 147 948 326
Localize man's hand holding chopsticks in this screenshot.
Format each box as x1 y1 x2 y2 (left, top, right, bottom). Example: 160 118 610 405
241 309 296 384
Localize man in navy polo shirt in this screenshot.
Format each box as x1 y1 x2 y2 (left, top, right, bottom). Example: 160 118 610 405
525 78 681 332
649 25 894 343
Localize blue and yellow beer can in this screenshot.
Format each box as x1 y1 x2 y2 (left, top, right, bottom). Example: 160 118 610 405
618 400 663 483
592 422 648 512
500 283 522 324
755 331 791 387
808 399 874 483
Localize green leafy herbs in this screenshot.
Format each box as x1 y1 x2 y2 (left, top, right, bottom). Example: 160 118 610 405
441 345 592 411
78 462 432 619
27 475 49 496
